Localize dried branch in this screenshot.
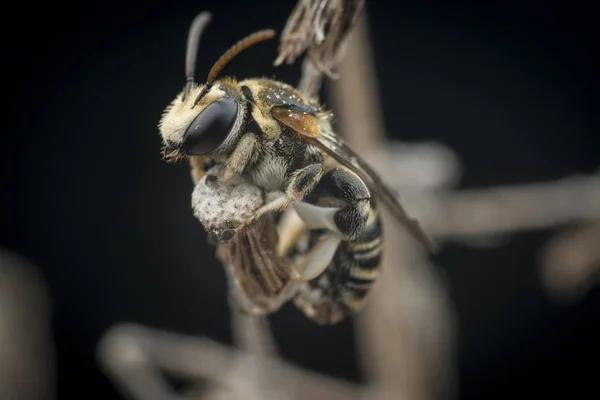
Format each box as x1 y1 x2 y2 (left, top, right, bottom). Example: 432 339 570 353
399 173 600 240
328 12 457 400
0 249 55 400
539 222 600 302
224 263 279 357
98 324 363 400
276 0 365 97
275 0 364 72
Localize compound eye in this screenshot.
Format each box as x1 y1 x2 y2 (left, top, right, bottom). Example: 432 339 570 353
182 97 238 155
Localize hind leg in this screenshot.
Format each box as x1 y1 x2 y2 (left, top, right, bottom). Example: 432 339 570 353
293 166 372 241
289 166 373 281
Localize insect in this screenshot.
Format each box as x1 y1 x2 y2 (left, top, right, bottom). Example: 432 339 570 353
159 12 436 325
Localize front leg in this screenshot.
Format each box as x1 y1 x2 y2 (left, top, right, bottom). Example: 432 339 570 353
235 163 325 232
221 132 259 183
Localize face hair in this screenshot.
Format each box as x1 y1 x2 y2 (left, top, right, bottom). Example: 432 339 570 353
194 29 277 106
182 12 213 101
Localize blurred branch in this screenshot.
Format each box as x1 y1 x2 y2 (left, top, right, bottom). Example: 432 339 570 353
401 173 600 239
329 14 599 399
224 265 278 356
0 249 55 400
98 324 363 400
329 12 457 400
539 222 600 302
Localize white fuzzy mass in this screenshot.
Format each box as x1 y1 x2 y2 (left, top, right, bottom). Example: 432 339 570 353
191 165 265 240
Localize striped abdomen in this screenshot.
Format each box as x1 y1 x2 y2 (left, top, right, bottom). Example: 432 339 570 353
293 206 383 325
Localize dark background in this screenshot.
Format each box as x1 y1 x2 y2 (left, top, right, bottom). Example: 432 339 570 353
4 0 599 399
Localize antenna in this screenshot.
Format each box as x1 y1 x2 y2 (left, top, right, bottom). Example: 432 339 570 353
182 12 212 101
194 29 276 105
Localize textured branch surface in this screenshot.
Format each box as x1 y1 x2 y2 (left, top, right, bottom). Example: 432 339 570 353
275 0 364 71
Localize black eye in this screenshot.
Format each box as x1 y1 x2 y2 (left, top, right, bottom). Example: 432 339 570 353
182 97 238 155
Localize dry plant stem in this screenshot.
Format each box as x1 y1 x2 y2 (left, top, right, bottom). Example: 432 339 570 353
98 324 364 400
98 324 237 400
215 245 278 359
0 249 56 400
278 0 365 97
299 58 324 98
329 12 457 400
539 222 600 301
329 13 599 399
414 173 600 238
225 265 278 356
327 15 384 152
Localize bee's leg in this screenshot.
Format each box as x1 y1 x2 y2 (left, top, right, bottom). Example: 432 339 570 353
276 208 308 257
235 163 325 231
189 156 209 184
221 132 259 183
294 231 342 281
294 167 371 241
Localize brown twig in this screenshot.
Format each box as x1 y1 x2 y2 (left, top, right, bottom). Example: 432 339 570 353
539 222 600 302
401 173 600 239
277 0 365 97
328 12 457 400
98 324 363 400
0 249 56 400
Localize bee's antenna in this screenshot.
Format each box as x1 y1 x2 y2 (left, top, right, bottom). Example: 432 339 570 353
182 12 212 102
194 29 276 105
207 29 276 85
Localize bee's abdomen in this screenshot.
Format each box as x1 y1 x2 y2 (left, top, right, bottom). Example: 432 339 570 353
294 206 383 325
342 215 383 307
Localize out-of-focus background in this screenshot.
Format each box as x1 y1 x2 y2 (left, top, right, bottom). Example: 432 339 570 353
3 0 598 399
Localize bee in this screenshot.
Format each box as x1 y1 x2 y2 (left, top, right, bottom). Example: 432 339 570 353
159 12 437 325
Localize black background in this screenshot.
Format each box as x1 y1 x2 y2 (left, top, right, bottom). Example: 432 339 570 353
4 0 599 399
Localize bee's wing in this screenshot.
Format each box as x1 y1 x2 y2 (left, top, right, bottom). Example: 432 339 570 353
273 106 437 253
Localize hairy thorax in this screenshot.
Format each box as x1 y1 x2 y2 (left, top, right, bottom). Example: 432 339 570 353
247 149 289 192
244 130 320 192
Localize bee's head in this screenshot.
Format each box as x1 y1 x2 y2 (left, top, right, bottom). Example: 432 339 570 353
158 11 275 163
159 81 243 162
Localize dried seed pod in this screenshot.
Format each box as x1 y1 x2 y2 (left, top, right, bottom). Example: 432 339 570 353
275 0 365 77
